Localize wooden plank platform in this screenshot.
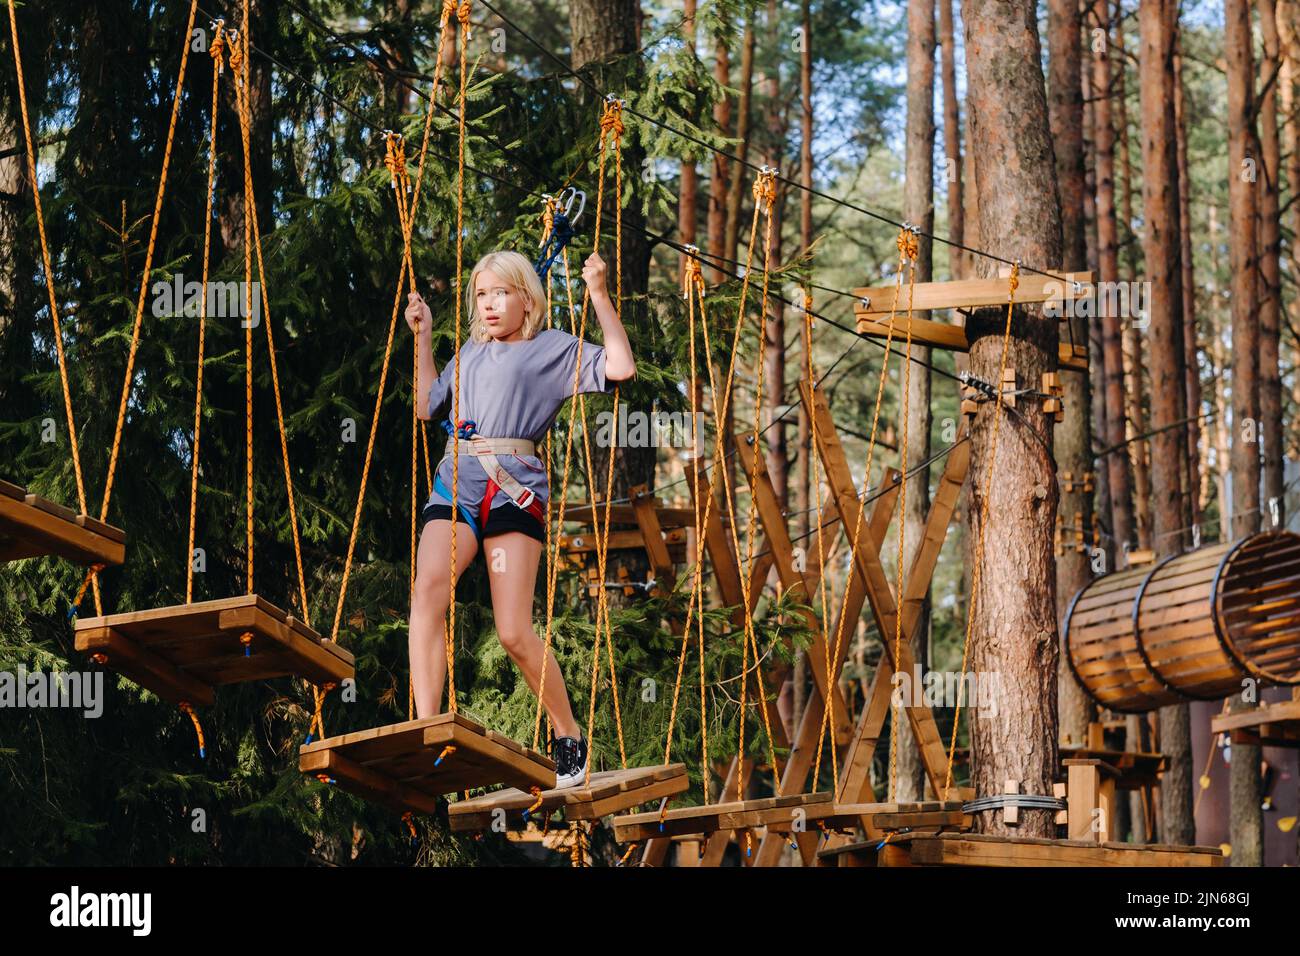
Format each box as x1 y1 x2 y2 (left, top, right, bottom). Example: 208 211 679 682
852 274 1093 372
562 501 699 529
612 792 839 842
0 480 126 567
888 832 1224 868
1211 698 1300 747
447 764 689 831
75 594 354 706
300 713 555 813
1059 745 1167 788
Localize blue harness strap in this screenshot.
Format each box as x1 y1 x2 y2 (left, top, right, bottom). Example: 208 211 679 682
433 472 483 541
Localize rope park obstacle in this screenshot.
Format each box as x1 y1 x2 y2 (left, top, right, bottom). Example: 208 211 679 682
9 0 1299 868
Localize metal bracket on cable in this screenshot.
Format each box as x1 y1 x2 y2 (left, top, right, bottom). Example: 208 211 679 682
958 369 997 401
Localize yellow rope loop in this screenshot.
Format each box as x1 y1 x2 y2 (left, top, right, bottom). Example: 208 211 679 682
179 701 206 758
524 785 544 818
208 20 225 72
456 0 473 36
442 0 458 18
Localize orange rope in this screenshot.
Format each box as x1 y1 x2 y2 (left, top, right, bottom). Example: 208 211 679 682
185 20 226 604
888 228 919 802
812 226 912 787
7 0 97 613
446 0 474 716
179 701 206 758
530 97 620 748
98 0 201 547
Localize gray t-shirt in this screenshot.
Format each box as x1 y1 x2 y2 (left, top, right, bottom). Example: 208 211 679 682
426 328 610 513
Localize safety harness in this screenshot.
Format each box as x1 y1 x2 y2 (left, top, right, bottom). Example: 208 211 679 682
436 419 546 538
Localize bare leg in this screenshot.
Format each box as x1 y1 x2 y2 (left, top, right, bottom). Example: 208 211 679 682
409 518 479 719
484 531 581 739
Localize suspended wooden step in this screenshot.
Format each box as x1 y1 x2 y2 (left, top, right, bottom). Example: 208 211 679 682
448 764 689 832
853 272 1093 372
864 832 1224 868
612 791 840 842
1212 696 1300 748
299 713 555 814
0 479 125 567
74 594 353 707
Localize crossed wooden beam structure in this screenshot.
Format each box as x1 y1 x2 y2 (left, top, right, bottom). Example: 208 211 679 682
628 383 971 866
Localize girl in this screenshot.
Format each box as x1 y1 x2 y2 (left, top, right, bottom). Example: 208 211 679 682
405 249 635 788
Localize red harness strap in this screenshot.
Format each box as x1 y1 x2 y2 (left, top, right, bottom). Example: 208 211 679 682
479 477 546 529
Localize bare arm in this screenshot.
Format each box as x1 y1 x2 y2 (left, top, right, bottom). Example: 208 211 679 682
581 252 636 382
405 291 439 420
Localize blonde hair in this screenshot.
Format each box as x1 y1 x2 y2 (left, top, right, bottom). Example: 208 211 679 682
466 250 547 343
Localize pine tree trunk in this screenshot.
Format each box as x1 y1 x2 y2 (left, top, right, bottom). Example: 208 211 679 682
762 0 789 510
707 22 731 286
938 0 963 278
1173 47 1202 529
961 0 1062 836
1258 0 1284 528
1225 0 1264 866
1113 4 1153 552
1282 1 1300 472
1140 0 1196 846
896 0 935 803
1049 0 1093 746
1092 5 1135 555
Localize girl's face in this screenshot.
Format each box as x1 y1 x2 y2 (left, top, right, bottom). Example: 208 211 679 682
474 268 530 342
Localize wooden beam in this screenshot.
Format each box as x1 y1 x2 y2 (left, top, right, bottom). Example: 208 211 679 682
853 271 1094 315
801 381 957 798
629 484 677 583
838 438 971 803
735 436 853 741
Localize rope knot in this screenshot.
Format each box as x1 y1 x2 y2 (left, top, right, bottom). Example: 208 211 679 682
456 0 473 35
226 30 244 79
383 131 407 190
1008 261 1021 298
599 98 625 139
752 166 777 207
209 21 226 73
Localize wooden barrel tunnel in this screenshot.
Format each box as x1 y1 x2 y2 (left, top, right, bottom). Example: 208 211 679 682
1064 531 1300 712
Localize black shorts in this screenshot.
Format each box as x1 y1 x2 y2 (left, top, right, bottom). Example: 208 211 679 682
421 501 546 544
